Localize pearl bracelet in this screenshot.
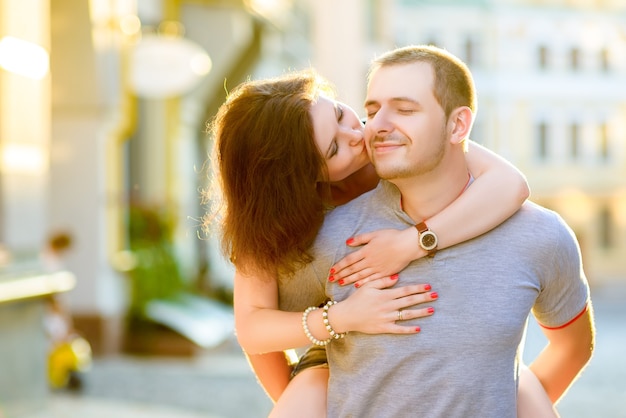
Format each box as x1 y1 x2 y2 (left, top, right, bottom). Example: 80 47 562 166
322 300 347 340
302 306 332 346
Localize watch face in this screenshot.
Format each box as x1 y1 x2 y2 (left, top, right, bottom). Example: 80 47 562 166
420 231 438 251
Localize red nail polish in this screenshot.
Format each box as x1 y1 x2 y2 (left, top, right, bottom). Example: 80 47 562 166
354 282 360 288
424 284 432 291
430 292 438 299
427 307 435 314
328 275 335 282
391 274 399 280
338 279 344 285
346 238 355 245
329 268 336 274
415 326 421 332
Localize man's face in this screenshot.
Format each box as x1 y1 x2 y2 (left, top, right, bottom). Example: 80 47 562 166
363 61 448 180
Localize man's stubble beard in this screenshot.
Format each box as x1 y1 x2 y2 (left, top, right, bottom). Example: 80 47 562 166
372 127 447 181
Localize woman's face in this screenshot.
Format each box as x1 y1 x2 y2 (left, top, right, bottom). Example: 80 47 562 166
310 95 370 182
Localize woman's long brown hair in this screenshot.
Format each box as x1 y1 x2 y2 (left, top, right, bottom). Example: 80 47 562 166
205 70 335 279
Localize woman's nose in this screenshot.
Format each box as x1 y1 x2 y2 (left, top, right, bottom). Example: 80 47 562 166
347 128 364 147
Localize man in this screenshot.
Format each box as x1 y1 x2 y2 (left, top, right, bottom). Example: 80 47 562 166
307 45 595 417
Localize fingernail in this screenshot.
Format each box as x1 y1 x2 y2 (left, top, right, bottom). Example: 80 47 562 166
415 326 421 332
329 268 336 274
346 238 355 245
354 283 360 288
338 279 344 285
328 275 335 282
391 274 399 280
430 292 438 299
424 284 432 291
427 307 435 314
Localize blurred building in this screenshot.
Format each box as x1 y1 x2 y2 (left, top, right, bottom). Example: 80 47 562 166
0 0 624 356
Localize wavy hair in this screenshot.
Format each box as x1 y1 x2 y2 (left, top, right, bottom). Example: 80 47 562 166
205 70 336 278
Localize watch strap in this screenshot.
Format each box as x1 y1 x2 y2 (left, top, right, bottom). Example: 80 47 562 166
415 221 429 235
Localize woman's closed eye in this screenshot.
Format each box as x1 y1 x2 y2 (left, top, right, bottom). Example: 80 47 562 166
336 104 344 121
325 104 344 159
326 139 338 159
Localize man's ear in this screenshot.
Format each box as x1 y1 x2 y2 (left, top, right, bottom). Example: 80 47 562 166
448 106 473 145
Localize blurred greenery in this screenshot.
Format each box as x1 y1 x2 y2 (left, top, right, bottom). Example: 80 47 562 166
126 203 188 320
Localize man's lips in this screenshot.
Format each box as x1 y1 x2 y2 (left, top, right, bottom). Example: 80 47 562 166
372 142 403 153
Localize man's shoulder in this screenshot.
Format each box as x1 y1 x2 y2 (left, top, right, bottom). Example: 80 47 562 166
516 200 561 223
506 200 574 243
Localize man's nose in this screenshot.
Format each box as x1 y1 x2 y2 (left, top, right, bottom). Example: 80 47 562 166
366 109 392 136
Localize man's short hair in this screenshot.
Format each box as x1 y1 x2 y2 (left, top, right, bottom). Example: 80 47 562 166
368 45 477 119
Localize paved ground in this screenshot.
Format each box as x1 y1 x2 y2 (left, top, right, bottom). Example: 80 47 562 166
34 282 626 418
32 396 215 418
76 340 273 418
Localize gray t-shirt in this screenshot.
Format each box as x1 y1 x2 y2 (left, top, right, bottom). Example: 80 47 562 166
300 180 589 418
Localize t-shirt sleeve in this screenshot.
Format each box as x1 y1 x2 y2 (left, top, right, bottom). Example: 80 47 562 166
532 212 590 328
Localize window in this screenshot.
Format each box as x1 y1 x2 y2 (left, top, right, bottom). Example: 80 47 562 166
599 122 609 162
464 37 474 68
599 206 613 249
538 45 549 70
470 120 482 145
537 122 549 160
570 47 580 71
569 123 580 159
600 48 610 72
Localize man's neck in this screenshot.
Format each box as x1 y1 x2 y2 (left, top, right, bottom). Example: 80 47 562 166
395 156 470 223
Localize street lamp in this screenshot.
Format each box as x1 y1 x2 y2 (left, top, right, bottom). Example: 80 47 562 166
129 31 212 99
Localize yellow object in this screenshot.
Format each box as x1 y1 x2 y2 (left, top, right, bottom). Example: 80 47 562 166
47 337 92 389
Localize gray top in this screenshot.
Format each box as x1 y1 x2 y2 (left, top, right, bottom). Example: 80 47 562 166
295 180 589 418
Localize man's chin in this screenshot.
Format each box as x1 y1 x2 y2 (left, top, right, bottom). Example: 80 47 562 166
373 168 399 180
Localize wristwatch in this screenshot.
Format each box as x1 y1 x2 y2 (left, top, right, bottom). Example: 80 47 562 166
415 222 438 256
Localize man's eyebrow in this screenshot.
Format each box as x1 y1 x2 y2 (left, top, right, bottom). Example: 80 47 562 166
364 97 420 107
364 99 378 108
390 97 420 105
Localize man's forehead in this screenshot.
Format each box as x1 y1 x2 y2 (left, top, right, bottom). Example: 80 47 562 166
371 62 432 83
366 62 433 101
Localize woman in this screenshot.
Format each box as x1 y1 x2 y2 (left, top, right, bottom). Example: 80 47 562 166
206 69 557 417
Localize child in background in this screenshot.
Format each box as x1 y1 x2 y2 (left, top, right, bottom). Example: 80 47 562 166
41 232 92 390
